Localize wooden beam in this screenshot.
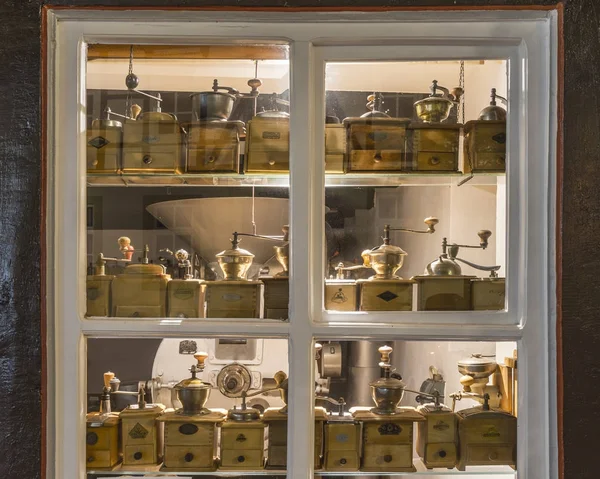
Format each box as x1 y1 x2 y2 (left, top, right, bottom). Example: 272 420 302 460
87 44 289 61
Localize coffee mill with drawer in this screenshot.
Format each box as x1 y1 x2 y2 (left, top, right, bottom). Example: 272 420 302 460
204 232 263 318
328 216 439 311
413 229 504 311
406 80 463 172
160 248 205 319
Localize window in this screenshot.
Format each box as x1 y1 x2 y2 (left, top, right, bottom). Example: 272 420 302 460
46 9 558 479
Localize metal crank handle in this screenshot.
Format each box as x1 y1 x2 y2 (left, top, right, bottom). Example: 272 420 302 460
386 216 439 235
454 257 501 273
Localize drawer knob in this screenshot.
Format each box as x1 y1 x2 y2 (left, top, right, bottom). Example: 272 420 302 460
373 152 382 163
87 456 94 463
236 433 247 442
143 155 153 165
383 454 393 463
237 455 246 463
207 155 216 163
134 451 143 460
339 458 347 465
268 159 276 166
86 432 98 445
177 313 188 318
489 451 498 460
438 450 447 458
429 156 441 165
184 452 194 463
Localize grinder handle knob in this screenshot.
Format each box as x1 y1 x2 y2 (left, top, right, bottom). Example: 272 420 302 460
378 345 393 363
274 370 287 386
194 352 208 370
103 371 115 389
478 230 492 248
460 375 475 392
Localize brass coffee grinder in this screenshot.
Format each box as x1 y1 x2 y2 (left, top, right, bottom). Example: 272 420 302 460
406 80 463 172
204 233 263 318
413 230 502 311
119 385 165 468
110 242 171 317
331 217 438 311
318 396 361 471
162 249 205 318
351 346 426 472
87 107 123 174
464 88 507 174
86 371 121 470
157 353 225 471
216 363 282 470
237 226 289 319
343 92 411 172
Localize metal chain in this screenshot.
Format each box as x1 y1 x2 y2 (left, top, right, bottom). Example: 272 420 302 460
125 45 134 117
458 60 465 124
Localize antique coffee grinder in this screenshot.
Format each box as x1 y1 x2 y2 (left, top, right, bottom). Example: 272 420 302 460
406 80 463 172
351 345 426 472
416 391 458 470
86 371 121 470
110 242 171 317
318 396 361 471
204 233 263 318
464 88 507 174
245 97 290 174
331 217 438 311
216 363 282 470
162 249 205 318
157 353 225 471
119 385 165 467
343 92 411 172
87 107 123 174
237 225 289 319
413 229 502 311
187 78 252 173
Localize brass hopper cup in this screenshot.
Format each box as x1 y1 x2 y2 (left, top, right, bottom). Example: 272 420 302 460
237 225 289 276
174 352 212 415
414 80 463 123
216 232 255 280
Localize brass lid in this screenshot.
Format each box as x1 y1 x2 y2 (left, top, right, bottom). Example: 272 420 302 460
256 109 289 119
137 110 178 122
216 233 255 261
365 243 407 260
457 354 496 370
175 353 210 390
92 118 122 129
227 405 261 422
478 88 507 121
124 263 166 275
425 254 462 276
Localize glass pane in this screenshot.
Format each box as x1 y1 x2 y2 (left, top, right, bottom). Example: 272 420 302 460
323 60 507 313
313 339 518 476
85 44 291 320
86 336 289 476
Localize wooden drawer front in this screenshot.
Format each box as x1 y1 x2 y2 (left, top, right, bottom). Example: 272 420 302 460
205 284 260 318
265 308 288 320
87 128 122 173
464 444 515 465
267 444 287 467
326 125 346 154
248 120 289 149
220 449 264 469
263 280 289 309
469 152 506 172
467 124 506 152
187 147 239 173
471 280 506 310
86 280 111 317
189 125 238 144
426 416 457 443
268 422 287 446
86 450 117 469
325 423 360 451
221 428 265 450
348 150 403 172
364 421 413 445
167 281 203 318
122 418 156 444
423 442 457 467
413 129 459 152
325 283 358 311
462 418 516 444
123 121 181 147
165 422 214 446
123 444 157 466
416 152 459 171
325 154 345 173
349 125 406 151
245 151 289 173
114 305 163 318
122 148 183 173
324 450 360 471
360 282 413 311
417 279 472 311
163 445 215 469
86 426 115 451
362 444 413 470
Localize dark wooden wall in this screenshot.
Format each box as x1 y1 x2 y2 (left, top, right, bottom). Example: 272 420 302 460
0 0 595 478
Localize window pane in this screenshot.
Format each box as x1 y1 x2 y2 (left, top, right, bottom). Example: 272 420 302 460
85 44 291 321
323 60 508 313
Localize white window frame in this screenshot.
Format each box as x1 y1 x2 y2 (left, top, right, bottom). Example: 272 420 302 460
46 9 559 479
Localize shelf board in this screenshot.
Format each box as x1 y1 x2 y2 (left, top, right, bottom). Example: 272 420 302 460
86 173 503 188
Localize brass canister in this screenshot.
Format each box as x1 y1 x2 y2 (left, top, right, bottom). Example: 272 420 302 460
470 277 506 310
122 110 184 174
245 111 290 174
463 120 506 173
186 121 244 173
343 117 411 172
416 404 458 469
120 403 165 466
87 113 122 174
324 279 358 311
406 123 462 172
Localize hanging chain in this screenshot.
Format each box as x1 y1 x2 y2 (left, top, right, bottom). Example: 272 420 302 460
125 45 134 117
458 60 465 124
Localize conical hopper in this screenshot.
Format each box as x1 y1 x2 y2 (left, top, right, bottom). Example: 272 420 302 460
146 198 289 277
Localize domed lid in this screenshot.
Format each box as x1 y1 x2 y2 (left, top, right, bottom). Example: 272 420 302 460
175 353 211 390
425 254 462 276
457 353 496 369
478 88 507 121
92 107 122 129
216 233 255 260
227 404 261 421
194 79 238 100
360 92 390 118
256 109 290 119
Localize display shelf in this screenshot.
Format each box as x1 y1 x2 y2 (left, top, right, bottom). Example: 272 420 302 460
87 172 503 188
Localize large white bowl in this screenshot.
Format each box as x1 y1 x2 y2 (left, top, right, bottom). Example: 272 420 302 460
146 197 289 269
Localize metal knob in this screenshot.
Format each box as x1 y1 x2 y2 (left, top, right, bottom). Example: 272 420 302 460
134 452 143 460
429 156 441 165
142 155 153 165
373 152 382 163
383 455 393 463
194 352 208 370
86 432 98 445
268 159 276 166
207 156 216 163
339 458 347 465
87 456 94 463
237 455 246 463
478 230 492 248
489 451 498 460
439 450 447 458
184 453 194 462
